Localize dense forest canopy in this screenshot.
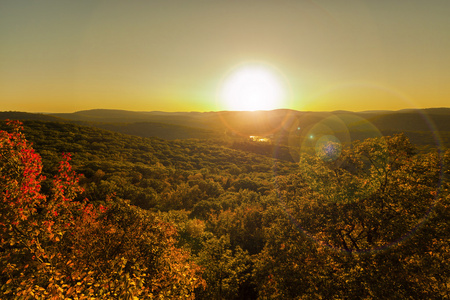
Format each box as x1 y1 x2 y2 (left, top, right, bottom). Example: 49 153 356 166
1 117 449 299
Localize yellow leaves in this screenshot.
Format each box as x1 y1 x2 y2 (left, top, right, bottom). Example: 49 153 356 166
66 286 75 296
2 198 202 300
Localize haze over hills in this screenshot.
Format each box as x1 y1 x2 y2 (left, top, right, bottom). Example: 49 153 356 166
1 108 450 147
47 107 450 130
47 108 450 147
50 109 214 129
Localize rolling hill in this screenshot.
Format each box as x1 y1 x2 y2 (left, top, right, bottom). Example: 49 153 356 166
1 108 449 147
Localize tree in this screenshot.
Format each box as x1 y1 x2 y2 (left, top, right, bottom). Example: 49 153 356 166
196 235 254 300
254 135 450 299
0 120 205 299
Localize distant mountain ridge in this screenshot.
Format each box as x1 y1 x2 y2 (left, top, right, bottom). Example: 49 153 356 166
1 108 449 146
50 109 215 129
0 111 63 122
0 110 217 140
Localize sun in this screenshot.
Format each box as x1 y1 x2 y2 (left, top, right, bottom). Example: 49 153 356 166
219 63 288 111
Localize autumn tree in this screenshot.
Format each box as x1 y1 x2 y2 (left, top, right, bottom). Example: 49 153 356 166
255 135 450 299
0 120 204 299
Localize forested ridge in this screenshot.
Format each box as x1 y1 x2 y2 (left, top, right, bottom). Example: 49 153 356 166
1 120 449 299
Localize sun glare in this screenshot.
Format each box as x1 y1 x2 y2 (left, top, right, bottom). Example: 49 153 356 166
219 63 287 111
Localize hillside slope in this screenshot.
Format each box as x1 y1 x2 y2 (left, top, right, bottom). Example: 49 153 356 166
2 108 449 146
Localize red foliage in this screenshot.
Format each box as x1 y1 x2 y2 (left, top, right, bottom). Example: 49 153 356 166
0 120 204 298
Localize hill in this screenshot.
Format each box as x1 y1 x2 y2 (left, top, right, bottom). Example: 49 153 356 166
47 107 450 130
0 111 63 122
2 108 450 147
47 107 450 134
0 120 290 207
50 109 214 129
95 121 217 140
1 110 218 140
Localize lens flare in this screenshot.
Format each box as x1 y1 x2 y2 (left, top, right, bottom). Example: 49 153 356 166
274 108 444 254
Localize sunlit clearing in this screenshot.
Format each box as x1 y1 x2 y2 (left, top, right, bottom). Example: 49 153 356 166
220 63 287 111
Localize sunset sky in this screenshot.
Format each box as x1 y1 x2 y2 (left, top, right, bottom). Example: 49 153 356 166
1 0 449 113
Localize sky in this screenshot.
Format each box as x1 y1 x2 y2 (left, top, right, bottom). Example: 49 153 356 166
1 0 449 113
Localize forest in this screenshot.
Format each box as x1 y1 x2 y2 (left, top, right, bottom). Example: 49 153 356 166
1 117 449 299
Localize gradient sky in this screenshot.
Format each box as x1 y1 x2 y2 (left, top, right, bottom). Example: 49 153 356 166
1 0 449 113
